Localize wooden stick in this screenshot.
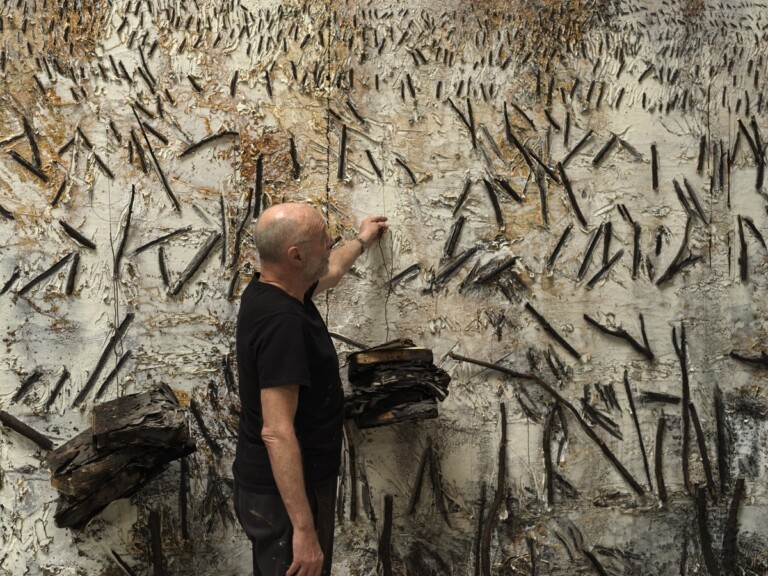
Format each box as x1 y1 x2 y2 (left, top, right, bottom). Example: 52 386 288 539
449 353 643 495
0 410 53 450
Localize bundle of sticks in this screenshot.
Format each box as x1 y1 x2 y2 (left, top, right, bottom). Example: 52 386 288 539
47 384 195 528
345 340 451 428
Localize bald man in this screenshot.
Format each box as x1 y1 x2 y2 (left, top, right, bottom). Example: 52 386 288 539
233 203 388 576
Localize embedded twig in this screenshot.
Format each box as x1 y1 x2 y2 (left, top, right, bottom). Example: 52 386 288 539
672 324 691 493
655 416 667 502
377 495 393 576
714 386 731 494
525 303 581 360
190 399 222 457
73 312 134 407
473 482 486 576
168 232 222 296
129 227 192 256
543 404 556 505
17 253 74 295
623 370 653 490
448 353 644 495
481 403 507 576
180 458 190 540
0 410 54 450
149 510 167 576
690 403 717 499
695 485 720 576
722 478 745 574
93 350 132 401
11 370 42 403
407 441 432 515
583 314 653 360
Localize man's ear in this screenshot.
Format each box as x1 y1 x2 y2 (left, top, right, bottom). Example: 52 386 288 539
286 245 303 267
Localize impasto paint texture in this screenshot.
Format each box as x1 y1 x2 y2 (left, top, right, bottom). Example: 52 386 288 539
1 0 767 574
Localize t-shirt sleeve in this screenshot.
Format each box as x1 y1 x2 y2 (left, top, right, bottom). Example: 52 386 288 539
253 312 311 389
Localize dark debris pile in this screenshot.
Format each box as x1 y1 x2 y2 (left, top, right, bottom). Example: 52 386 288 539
345 340 451 429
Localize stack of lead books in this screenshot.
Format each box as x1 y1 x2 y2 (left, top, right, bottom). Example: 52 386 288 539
345 339 451 429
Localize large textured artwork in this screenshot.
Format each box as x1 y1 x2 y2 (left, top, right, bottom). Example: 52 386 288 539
1 0 768 574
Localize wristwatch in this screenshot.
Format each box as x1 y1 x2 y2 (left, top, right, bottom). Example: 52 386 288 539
355 237 366 255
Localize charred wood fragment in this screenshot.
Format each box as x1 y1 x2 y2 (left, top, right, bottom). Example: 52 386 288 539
407 441 431 515
428 246 479 291
149 509 167 576
481 180 504 230
111 550 139 576
377 494 393 576
656 218 699 286
93 351 132 401
158 247 170 287
632 222 642 279
65 253 80 295
365 150 382 180
624 370 653 490
1 267 20 295
583 314 653 360
114 185 135 277
525 302 581 360
592 134 617 166
695 485 721 576
443 216 465 260
388 264 420 287
547 224 573 270
179 130 238 158
577 224 604 281
0 410 54 450
655 416 667 502
12 370 42 403
59 220 96 249
722 477 745 574
641 391 681 404
672 324 692 493
168 232 222 296
0 203 15 220
180 458 190 540
45 368 70 411
133 108 180 212
473 482 486 576
481 403 506 576
585 249 624 289
395 157 417 184
738 216 748 282
7 150 48 182
557 162 587 227
189 399 222 457
714 386 731 494
73 312 134 407
448 353 644 495
689 403 717 499
581 399 622 440
543 404 556 505
562 129 593 167
130 227 192 256
742 215 767 249
18 253 74 295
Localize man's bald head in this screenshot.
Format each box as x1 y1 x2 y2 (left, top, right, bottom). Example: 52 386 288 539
255 203 325 264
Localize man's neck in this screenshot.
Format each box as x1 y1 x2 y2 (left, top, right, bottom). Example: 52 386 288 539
258 269 307 302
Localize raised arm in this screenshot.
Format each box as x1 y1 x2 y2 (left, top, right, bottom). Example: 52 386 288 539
314 215 388 295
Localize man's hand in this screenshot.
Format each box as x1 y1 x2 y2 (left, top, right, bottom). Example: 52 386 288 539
357 215 388 249
286 527 324 576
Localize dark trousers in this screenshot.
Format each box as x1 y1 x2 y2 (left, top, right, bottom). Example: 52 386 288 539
234 479 337 576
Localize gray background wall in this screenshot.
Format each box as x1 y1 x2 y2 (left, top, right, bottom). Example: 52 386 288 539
1 0 767 574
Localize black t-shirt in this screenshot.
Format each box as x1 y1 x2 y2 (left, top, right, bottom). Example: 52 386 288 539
233 276 344 493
